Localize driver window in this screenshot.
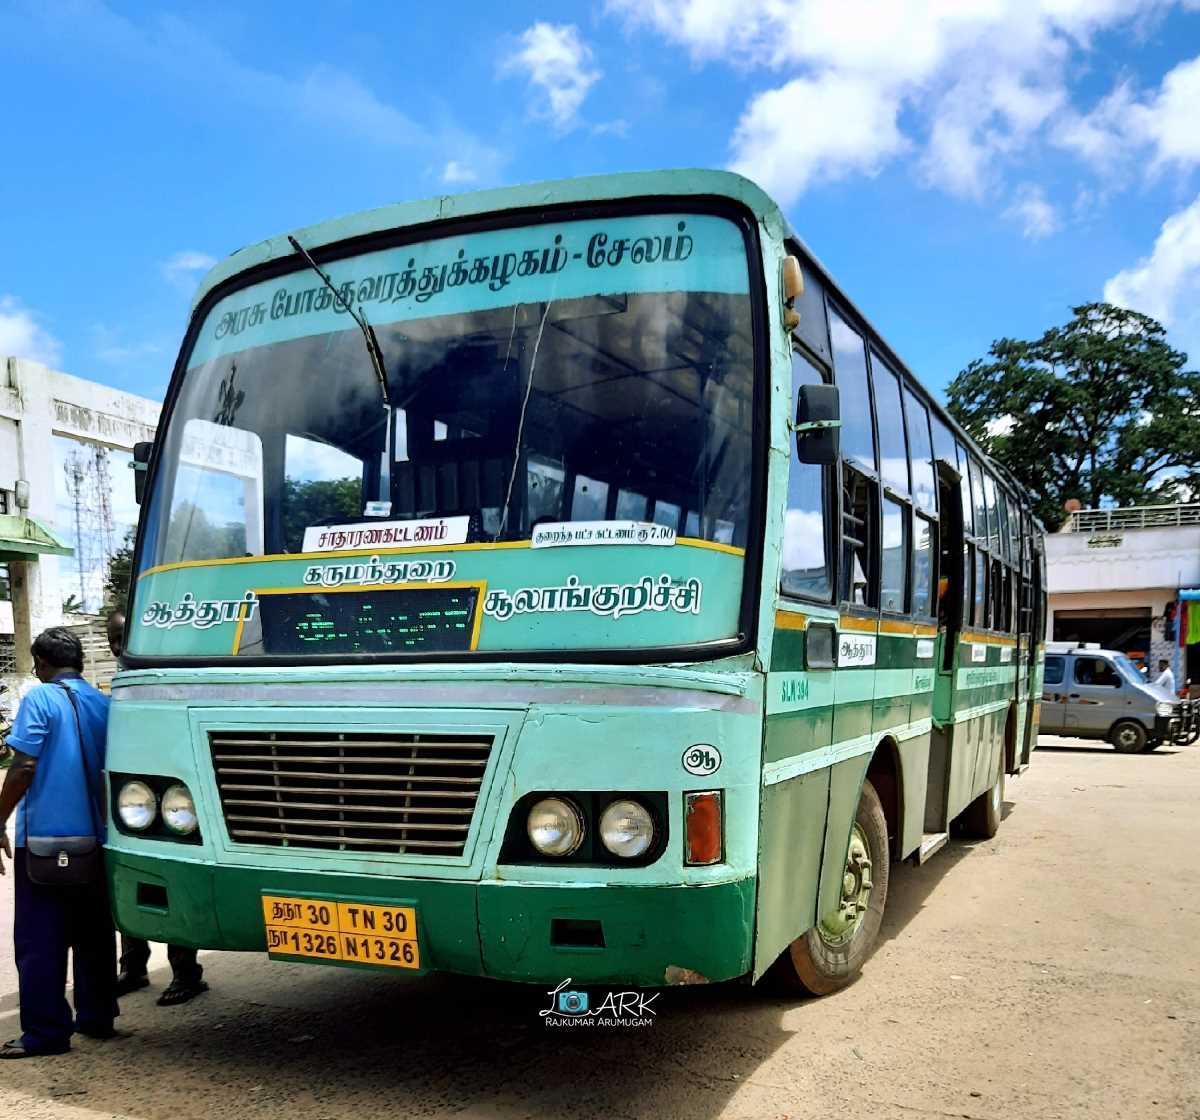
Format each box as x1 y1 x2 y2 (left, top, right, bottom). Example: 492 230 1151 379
1074 657 1120 688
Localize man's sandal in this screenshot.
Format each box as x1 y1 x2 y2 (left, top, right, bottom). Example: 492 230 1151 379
156 978 208 1006
0 1039 68 1059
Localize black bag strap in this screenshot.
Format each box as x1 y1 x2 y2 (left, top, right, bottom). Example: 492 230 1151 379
51 682 104 838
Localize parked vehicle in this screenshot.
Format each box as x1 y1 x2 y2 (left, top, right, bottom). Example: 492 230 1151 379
1041 643 1192 752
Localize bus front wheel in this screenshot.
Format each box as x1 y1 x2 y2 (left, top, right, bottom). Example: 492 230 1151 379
776 779 890 996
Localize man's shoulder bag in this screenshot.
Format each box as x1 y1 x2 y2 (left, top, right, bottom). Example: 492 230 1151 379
25 683 106 887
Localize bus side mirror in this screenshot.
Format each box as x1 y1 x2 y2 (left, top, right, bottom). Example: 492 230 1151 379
131 441 153 505
794 384 840 465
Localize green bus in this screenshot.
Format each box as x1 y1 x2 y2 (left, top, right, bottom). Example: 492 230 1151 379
109 170 1046 994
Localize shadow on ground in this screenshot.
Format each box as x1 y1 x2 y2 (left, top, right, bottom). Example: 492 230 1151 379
0 837 990 1120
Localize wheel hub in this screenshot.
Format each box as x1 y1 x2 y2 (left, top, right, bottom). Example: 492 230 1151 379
818 823 873 946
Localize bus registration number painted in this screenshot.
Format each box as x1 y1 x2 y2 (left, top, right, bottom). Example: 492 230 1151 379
262 895 419 970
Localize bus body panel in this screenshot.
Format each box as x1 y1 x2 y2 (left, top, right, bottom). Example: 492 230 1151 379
108 665 763 985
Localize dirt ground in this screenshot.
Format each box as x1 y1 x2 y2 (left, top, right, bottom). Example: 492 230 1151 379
0 735 1196 1120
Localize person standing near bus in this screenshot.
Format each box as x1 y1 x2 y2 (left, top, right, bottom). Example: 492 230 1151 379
107 612 208 1006
1154 659 1177 695
0 628 118 1058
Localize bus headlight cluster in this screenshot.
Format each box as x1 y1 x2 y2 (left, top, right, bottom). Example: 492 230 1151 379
598 799 655 859
525 796 657 860
161 784 199 835
115 779 199 837
117 781 157 831
527 797 586 857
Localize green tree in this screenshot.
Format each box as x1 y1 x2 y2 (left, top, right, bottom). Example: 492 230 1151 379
281 476 361 552
104 527 136 609
947 303 1200 527
62 594 84 614
163 501 247 563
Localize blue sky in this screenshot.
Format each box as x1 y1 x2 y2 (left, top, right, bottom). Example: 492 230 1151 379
2 0 1200 408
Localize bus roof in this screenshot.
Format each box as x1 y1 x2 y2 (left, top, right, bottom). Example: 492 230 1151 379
190 168 788 312
188 167 1042 529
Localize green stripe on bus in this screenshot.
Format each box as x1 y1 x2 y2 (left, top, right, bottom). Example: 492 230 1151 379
764 717 933 785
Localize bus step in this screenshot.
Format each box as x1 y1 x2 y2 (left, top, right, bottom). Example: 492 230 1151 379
916 831 949 864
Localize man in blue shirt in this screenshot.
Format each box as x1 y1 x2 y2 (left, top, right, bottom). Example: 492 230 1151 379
0 627 118 1058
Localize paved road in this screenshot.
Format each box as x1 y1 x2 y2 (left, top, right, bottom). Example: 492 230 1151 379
1 736 1197 1120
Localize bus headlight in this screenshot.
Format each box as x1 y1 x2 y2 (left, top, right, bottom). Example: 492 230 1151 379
117 781 157 831
1157 701 1174 718
599 799 655 859
161 783 198 835
526 797 585 857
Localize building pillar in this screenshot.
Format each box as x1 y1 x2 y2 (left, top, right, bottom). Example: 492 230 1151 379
9 560 32 673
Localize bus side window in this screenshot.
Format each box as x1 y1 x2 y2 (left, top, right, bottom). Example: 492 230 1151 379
829 306 879 609
842 467 877 607
914 514 936 618
991 557 1004 632
881 496 909 614
962 541 974 626
829 308 877 475
782 349 834 602
974 548 987 628
956 443 974 537
904 388 937 513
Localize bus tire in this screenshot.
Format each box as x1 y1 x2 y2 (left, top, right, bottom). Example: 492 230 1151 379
959 752 1003 839
775 779 889 997
1110 720 1147 754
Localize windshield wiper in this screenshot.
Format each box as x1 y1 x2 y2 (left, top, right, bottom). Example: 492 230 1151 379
288 234 394 496
287 235 392 406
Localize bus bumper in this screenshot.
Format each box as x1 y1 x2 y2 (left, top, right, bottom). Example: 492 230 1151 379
107 851 755 987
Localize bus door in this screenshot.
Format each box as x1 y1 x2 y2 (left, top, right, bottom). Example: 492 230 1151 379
923 459 963 833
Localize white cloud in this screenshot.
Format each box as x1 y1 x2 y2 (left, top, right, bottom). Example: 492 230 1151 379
163 250 217 288
441 160 478 186
729 73 906 204
1004 183 1062 240
1104 193 1200 361
1052 81 1137 166
1135 53 1200 170
1054 54 1200 174
610 0 1188 204
502 23 601 132
0 295 62 366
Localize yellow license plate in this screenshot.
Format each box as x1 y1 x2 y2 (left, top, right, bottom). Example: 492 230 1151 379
262 895 420 970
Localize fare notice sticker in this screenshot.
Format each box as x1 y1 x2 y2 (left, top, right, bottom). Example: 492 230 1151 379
262 895 419 971
531 521 676 549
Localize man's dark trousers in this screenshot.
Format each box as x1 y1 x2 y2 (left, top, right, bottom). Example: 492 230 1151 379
120 936 203 985
13 848 117 1052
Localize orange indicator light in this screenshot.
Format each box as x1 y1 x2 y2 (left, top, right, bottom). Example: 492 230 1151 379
684 790 723 866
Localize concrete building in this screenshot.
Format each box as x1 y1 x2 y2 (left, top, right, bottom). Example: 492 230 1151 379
0 357 159 675
1046 503 1200 686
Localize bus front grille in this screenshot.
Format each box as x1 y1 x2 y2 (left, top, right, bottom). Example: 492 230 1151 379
207 729 494 857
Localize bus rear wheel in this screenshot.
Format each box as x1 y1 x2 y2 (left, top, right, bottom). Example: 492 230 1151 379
777 779 889 996
959 752 1003 839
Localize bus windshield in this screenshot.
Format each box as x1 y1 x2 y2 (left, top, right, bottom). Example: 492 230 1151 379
131 210 757 662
